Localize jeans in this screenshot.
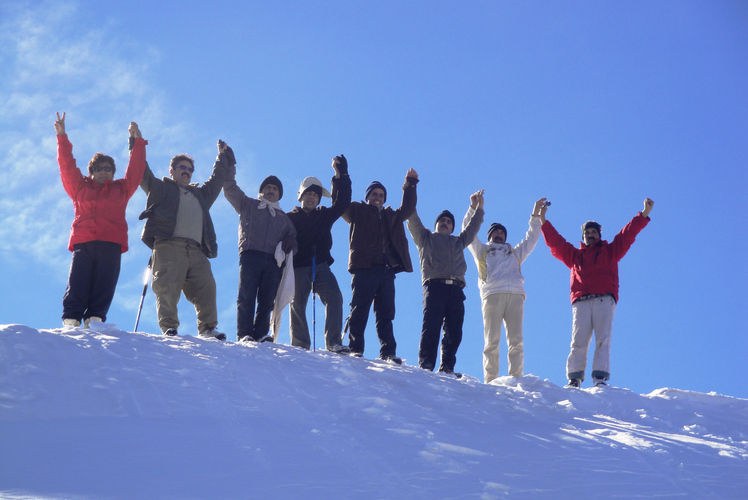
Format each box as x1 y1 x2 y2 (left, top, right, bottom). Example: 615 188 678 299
238 250 281 340
347 265 397 358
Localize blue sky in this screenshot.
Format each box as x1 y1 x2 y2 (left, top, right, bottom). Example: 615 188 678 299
1 1 746 397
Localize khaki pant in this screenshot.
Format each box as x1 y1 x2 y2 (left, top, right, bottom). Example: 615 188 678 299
567 294 616 381
482 293 525 382
151 238 218 334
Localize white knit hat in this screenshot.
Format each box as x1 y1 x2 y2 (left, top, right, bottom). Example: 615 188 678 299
297 176 331 202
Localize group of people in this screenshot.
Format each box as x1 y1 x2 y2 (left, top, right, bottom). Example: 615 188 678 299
56 112 654 387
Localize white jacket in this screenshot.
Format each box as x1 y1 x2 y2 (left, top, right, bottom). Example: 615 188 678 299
462 208 542 300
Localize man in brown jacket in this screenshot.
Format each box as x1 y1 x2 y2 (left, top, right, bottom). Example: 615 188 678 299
341 168 418 363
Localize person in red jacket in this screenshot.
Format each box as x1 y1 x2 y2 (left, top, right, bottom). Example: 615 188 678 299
56 112 147 328
541 198 654 388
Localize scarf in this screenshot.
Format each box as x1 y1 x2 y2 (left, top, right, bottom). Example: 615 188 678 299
257 194 280 217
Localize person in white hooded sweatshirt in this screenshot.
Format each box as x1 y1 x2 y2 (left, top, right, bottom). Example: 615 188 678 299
463 191 547 383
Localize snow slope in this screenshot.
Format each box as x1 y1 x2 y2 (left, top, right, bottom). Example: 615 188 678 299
1 323 746 499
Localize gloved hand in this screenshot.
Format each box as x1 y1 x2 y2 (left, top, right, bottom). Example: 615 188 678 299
333 154 348 176
282 235 296 254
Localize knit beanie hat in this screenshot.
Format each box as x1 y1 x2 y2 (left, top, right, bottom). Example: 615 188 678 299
260 175 284 199
434 210 455 232
487 222 508 241
365 181 387 203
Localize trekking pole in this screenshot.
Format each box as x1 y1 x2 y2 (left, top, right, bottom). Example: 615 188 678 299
134 256 152 332
311 244 316 352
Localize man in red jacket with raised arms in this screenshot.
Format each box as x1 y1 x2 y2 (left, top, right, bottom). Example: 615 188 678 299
541 198 654 388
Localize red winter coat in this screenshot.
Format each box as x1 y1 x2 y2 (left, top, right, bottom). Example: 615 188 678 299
541 214 650 304
58 134 147 253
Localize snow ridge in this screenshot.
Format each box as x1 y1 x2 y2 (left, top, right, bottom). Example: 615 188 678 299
1 324 747 499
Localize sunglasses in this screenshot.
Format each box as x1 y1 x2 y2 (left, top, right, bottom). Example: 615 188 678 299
177 164 195 173
93 165 114 172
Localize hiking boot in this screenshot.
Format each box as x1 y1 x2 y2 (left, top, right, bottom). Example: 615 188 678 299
381 354 402 365
83 316 102 329
328 344 351 355
238 335 253 343
164 328 178 337
593 378 608 387
62 318 81 328
566 378 582 388
199 328 227 341
350 351 363 358
257 334 274 343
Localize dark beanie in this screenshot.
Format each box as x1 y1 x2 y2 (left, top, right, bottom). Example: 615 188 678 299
365 181 387 203
581 220 602 235
434 210 455 232
260 175 284 199
487 222 507 241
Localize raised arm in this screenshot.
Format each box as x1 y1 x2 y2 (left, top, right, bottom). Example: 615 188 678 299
459 190 484 248
201 139 232 207
123 122 147 198
328 154 352 219
397 168 419 220
406 208 429 247
463 190 486 259
222 141 248 214
56 112 83 199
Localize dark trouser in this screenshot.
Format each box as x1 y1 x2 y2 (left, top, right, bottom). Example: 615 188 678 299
347 265 397 358
419 281 465 372
289 263 344 350
238 250 281 340
62 241 122 322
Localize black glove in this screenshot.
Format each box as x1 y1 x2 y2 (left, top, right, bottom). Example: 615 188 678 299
335 154 348 175
282 235 296 254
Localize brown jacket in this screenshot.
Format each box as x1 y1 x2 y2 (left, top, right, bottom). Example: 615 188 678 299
342 177 418 274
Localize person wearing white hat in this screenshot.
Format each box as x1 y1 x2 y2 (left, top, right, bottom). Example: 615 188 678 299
287 155 351 353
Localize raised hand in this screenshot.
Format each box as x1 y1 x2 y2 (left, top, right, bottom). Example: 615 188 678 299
332 154 348 177
406 168 418 180
532 197 548 217
642 198 654 218
129 122 142 138
54 112 66 135
470 189 485 209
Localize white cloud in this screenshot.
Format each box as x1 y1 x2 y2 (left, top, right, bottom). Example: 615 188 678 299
0 1 180 270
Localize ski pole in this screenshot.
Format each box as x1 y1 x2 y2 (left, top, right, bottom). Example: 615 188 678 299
311 244 316 352
134 256 152 332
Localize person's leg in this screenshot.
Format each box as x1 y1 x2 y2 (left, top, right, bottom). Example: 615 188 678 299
419 282 447 370
439 285 466 373
481 294 505 383
252 254 281 340
313 263 344 349
591 295 616 382
567 299 594 381
62 243 94 323
151 240 189 333
289 266 312 349
85 241 122 322
503 294 525 378
182 243 218 333
373 267 397 359
237 251 262 340
347 268 377 355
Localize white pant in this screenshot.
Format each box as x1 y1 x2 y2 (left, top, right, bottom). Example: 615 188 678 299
482 293 525 382
567 294 616 381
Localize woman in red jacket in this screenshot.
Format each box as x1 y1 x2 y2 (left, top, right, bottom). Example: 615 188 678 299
56 112 147 328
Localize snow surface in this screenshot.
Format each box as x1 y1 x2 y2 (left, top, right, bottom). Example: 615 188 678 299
1 323 747 499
